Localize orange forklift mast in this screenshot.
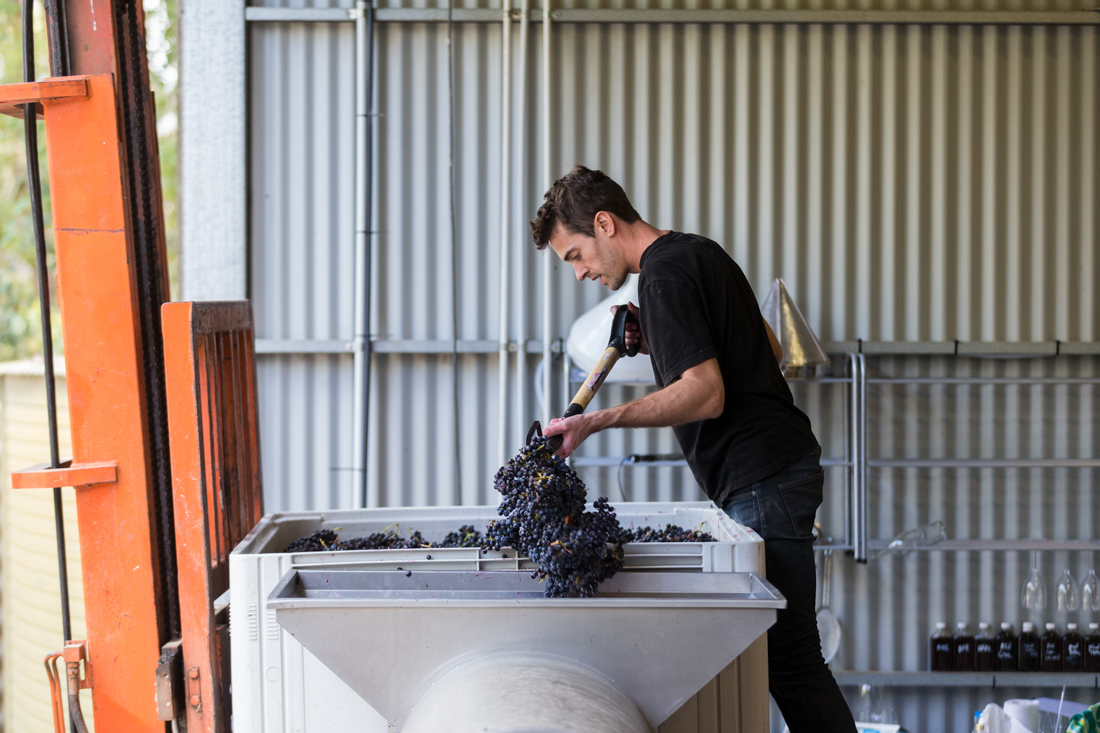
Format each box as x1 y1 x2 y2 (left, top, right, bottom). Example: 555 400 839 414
4 2 254 732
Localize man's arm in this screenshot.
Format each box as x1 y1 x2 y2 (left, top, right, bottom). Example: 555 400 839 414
543 357 724 457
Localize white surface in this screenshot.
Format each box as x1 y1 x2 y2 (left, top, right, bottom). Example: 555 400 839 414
1003 699 1039 731
403 654 649 733
566 274 654 383
230 501 766 733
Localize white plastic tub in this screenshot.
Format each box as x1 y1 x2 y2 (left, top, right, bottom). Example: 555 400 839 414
229 501 768 733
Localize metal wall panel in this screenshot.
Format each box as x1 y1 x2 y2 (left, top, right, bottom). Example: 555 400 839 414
822 355 1099 731
243 7 1099 730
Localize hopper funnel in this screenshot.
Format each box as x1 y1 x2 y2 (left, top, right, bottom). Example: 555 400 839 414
270 569 784 732
760 278 829 371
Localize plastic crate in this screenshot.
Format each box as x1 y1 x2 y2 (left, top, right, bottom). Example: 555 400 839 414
229 501 764 733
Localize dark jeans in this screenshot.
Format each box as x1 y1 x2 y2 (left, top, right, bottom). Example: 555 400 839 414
722 448 856 733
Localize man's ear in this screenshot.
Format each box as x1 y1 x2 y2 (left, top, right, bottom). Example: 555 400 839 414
594 211 617 238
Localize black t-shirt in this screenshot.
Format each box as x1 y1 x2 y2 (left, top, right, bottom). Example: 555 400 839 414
638 231 819 505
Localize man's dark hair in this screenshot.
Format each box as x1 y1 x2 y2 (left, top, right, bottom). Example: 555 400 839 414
529 165 640 250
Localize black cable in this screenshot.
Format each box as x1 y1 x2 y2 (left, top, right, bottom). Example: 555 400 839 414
22 4 77 733
43 0 70 77
448 0 463 504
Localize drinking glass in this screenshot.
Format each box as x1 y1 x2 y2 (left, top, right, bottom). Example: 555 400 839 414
1081 568 1100 612
1022 553 1047 612
1056 568 1079 612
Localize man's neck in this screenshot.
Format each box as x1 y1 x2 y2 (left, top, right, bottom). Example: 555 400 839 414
623 220 669 272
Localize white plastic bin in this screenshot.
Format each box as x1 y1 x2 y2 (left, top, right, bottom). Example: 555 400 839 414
229 501 769 733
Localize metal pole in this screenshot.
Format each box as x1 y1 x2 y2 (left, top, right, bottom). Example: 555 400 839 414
23 3 75 731
540 0 552 426
856 353 868 563
515 0 529 448
352 0 375 508
497 0 513 469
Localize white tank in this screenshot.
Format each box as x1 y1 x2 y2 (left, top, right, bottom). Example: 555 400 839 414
566 274 654 383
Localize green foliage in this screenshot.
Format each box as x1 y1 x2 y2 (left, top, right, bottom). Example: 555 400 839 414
0 0 179 361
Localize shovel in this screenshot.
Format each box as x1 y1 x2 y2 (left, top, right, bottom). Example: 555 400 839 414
527 305 641 452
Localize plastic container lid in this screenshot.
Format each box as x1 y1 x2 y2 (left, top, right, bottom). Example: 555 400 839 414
957 622 969 631
1023 622 1034 632
935 621 947 629
1046 623 1057 630
979 622 990 630
1068 623 1078 630
1001 622 1012 630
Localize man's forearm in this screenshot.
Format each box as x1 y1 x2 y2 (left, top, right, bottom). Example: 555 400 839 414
586 360 723 434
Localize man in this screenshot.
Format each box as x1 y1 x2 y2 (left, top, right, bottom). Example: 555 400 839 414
530 166 856 733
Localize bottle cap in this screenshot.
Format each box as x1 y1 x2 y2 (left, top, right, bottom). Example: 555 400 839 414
1046 623 1056 630
1001 622 1012 630
935 621 947 629
1023 622 1034 632
1091 623 1099 630
979 622 990 631
1068 623 1078 630
957 621 967 630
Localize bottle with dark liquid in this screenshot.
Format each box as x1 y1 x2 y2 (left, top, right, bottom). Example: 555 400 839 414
1063 622 1084 671
996 623 1018 671
1086 623 1100 673
931 621 953 671
975 622 995 671
954 622 976 672
1018 622 1041 672
1041 623 1062 672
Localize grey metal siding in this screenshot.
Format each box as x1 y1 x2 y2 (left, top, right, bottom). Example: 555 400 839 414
238 4 1099 729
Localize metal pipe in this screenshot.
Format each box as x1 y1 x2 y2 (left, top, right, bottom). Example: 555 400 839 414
245 6 1100 26
352 0 375 508
853 352 862 561
848 354 858 560
540 0 552 426
497 0 513 470
868 458 1100 468
515 0 529 449
867 377 1100 385
23 5 75 732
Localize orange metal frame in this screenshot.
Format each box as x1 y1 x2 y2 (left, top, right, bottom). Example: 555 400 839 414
163 301 264 733
6 73 172 733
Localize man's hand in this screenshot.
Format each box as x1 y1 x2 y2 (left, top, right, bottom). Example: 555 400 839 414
542 415 594 458
611 301 648 355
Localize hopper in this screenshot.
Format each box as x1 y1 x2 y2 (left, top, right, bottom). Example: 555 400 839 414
270 568 784 732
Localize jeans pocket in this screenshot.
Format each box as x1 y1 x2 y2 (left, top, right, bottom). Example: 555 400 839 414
723 490 761 535
776 469 824 539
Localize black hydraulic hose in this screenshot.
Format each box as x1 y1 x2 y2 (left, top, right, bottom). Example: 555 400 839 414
44 0 71 77
22 4 79 732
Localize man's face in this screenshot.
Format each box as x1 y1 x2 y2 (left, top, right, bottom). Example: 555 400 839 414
548 216 630 291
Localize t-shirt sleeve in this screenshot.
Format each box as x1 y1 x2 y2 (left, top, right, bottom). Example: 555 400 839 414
640 277 717 384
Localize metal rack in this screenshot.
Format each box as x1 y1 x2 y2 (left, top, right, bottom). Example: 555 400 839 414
834 671 1100 689
565 352 1100 561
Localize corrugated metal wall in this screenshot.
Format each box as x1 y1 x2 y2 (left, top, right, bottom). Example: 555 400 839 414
244 3 1098 730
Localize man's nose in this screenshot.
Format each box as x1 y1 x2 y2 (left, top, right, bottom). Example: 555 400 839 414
574 265 587 282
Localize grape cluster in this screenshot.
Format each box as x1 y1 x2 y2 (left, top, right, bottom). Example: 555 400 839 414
620 525 717 543
284 528 339 552
486 437 625 598
283 524 484 552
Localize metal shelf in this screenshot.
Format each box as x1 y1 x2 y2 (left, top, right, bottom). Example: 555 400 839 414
816 540 1100 553
833 671 1099 688
869 458 1100 469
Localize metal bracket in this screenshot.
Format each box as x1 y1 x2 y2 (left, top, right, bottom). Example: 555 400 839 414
155 639 184 721
186 666 202 714
64 640 92 690
11 459 119 489
0 76 89 119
